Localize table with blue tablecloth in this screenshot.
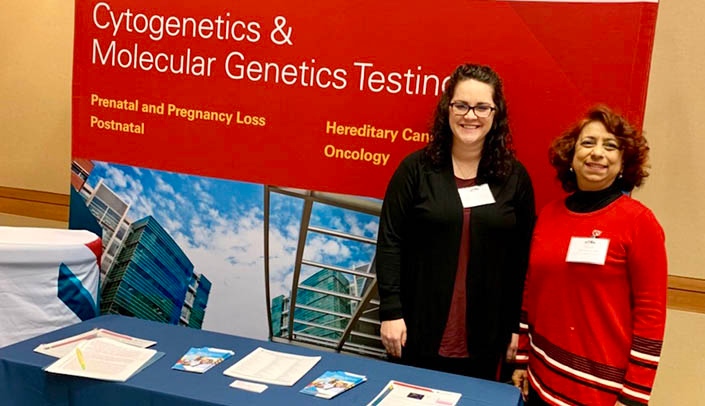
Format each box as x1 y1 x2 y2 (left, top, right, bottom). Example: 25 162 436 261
0 315 522 405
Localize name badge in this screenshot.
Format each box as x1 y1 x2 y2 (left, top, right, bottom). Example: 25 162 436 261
458 184 496 208
565 237 610 265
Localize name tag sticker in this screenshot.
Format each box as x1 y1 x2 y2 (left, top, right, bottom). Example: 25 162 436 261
458 184 495 208
230 380 268 393
565 237 610 265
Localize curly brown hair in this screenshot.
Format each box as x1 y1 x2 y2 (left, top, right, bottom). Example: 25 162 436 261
549 105 650 192
423 64 514 181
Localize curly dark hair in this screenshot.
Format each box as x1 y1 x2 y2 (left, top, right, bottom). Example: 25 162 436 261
423 64 514 181
549 105 650 192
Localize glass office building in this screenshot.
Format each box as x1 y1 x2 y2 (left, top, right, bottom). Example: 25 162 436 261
182 273 211 329
295 269 352 340
271 295 287 337
79 179 132 281
265 186 385 358
272 269 353 341
101 216 197 325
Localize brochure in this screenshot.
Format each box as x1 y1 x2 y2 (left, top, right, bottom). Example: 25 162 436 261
44 337 163 382
172 346 234 373
300 370 367 399
222 347 321 386
34 328 156 358
366 380 462 406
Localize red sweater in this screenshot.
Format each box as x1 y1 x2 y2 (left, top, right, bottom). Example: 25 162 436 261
516 195 667 406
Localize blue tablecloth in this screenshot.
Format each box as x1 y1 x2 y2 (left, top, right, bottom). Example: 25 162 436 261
0 315 522 405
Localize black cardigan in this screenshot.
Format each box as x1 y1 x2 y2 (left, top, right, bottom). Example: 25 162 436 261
376 149 536 357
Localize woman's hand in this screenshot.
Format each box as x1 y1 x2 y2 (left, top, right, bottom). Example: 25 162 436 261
506 333 519 361
380 318 407 358
511 369 529 401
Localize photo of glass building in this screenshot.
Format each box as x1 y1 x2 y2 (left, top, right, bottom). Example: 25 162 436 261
100 215 210 328
79 179 131 281
73 161 214 329
265 186 385 358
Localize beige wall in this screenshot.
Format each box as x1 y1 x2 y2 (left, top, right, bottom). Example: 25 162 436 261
651 309 705 405
0 2 73 194
0 213 66 229
639 9 705 400
638 0 705 281
0 1 703 403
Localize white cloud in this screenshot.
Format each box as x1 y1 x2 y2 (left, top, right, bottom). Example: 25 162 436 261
154 175 176 194
193 181 214 206
189 222 212 247
305 235 352 262
327 214 344 231
161 216 182 233
364 219 379 238
104 165 130 189
344 212 364 237
266 223 299 300
175 193 187 205
128 195 155 222
159 196 176 212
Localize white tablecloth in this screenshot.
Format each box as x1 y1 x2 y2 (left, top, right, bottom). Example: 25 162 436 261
0 227 101 348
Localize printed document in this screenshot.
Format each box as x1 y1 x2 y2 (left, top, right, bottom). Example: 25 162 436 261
367 380 462 406
222 347 320 386
44 337 162 382
34 328 156 358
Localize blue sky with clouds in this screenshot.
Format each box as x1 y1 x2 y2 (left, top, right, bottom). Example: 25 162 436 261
85 161 380 339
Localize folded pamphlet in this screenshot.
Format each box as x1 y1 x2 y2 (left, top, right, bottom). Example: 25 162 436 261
300 370 367 399
172 346 234 373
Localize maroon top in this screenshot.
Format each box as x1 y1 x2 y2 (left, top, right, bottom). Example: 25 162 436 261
439 177 476 358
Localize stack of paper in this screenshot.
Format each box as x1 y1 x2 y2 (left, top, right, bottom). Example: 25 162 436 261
43 337 163 382
34 328 156 358
223 347 320 386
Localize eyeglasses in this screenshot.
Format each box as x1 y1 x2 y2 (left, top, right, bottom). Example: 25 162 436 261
449 102 496 118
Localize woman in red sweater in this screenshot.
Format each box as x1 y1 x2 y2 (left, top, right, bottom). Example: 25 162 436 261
512 106 667 406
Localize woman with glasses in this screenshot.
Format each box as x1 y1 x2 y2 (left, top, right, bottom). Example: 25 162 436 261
376 63 536 380
512 106 667 405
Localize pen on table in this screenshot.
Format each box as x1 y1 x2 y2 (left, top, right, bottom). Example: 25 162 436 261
75 348 86 370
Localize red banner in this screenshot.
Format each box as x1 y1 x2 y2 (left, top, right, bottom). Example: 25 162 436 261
73 0 658 207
